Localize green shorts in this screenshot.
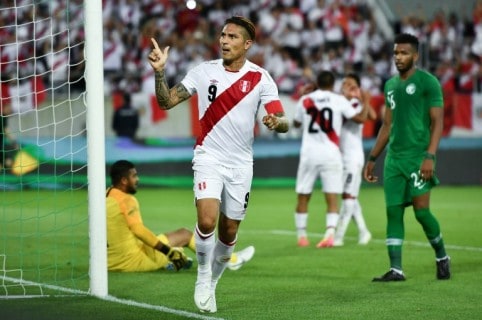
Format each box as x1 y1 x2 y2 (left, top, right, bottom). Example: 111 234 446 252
383 154 440 207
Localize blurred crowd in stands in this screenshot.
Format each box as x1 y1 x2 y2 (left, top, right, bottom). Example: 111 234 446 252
98 0 482 97
1 0 481 96
1 0 482 137
0 0 85 93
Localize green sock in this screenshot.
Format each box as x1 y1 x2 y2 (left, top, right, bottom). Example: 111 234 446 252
386 205 405 270
388 246 403 271
414 208 447 259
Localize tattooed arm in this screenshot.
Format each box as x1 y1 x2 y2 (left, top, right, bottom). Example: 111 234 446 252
154 70 191 110
148 38 191 110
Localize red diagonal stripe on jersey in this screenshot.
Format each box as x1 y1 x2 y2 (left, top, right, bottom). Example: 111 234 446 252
303 97 314 109
302 96 339 146
196 70 262 146
326 126 339 146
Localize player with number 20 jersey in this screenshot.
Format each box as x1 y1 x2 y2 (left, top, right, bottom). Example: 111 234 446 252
294 88 358 194
292 70 369 249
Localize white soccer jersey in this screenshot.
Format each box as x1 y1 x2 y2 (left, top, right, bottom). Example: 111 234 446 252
182 59 282 167
340 97 365 165
294 89 358 164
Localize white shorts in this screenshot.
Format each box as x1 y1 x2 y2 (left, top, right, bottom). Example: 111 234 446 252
193 162 253 221
342 161 363 197
295 158 343 194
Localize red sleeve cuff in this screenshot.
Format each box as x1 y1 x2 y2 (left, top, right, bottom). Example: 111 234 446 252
264 100 284 114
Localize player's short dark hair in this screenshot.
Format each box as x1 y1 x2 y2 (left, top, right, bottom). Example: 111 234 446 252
344 73 361 87
317 70 335 89
224 16 256 40
110 160 135 185
394 33 419 51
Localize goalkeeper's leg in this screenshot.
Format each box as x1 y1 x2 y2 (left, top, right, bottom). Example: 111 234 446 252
164 228 196 252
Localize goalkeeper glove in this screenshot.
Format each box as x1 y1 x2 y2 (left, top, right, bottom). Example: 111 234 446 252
156 242 190 271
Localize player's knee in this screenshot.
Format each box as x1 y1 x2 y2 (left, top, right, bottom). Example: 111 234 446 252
414 207 430 222
386 205 404 219
197 219 216 234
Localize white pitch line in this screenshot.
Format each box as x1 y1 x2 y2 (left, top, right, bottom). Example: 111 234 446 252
241 229 482 252
1 227 480 318
0 275 224 320
99 295 224 320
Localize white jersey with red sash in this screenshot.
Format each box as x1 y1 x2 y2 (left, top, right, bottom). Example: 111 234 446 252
182 59 283 167
294 89 357 165
340 97 365 165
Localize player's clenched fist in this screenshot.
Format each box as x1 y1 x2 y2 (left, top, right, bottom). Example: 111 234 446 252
148 38 170 72
262 113 278 130
363 161 378 183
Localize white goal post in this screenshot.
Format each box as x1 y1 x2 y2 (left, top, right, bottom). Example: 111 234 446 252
85 0 108 298
0 0 107 298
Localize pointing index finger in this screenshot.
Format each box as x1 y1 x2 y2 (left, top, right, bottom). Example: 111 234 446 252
150 38 161 50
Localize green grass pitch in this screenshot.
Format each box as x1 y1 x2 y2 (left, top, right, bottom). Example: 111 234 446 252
1 185 481 320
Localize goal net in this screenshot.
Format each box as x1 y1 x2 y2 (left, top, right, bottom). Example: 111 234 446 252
1 0 106 297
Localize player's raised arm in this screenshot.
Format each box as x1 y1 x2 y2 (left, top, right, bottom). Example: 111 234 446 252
148 38 191 110
148 38 169 71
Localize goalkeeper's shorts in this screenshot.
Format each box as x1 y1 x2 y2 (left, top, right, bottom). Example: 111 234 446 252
108 234 170 272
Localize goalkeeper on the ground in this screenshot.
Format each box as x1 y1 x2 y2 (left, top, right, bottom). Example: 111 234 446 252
106 160 254 272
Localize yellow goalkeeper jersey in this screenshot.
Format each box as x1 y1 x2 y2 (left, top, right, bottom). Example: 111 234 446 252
106 187 169 272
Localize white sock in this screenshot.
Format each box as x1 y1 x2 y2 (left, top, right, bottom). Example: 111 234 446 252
334 200 353 240
294 212 308 239
352 200 368 233
325 212 339 237
211 239 236 290
194 224 215 282
390 268 404 275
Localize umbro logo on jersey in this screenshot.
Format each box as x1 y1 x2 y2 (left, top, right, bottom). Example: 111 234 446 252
239 80 251 93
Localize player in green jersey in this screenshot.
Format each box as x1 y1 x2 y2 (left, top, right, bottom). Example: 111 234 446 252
363 33 450 282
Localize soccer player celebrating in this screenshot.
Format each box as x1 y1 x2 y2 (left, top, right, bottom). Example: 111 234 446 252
106 160 255 273
293 70 369 248
363 33 451 281
148 16 288 313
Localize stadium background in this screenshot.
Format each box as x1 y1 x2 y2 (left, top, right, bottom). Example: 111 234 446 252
0 0 482 320
1 0 482 186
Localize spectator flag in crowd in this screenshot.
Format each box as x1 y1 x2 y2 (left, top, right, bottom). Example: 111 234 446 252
453 93 482 134
1 76 46 114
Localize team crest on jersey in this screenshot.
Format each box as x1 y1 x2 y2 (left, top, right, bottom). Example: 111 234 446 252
406 83 416 95
239 80 251 93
